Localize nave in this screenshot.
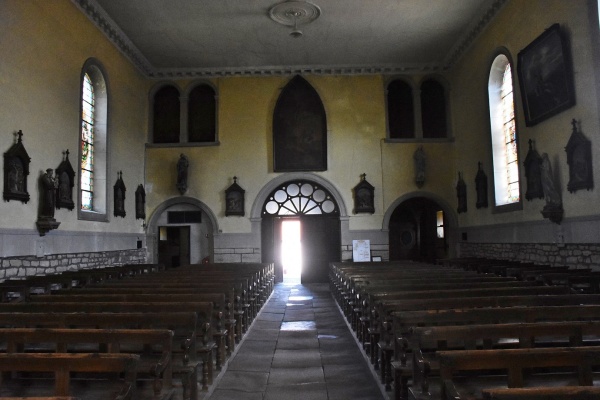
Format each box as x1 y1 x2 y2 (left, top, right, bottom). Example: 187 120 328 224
206 283 386 400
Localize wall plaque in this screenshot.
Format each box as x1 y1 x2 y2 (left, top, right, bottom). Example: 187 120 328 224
114 171 126 218
225 176 245 216
3 130 30 203
55 150 75 210
353 173 375 214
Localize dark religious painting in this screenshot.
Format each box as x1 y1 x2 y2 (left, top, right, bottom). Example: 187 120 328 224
3 130 30 203
273 76 327 172
113 171 126 218
565 119 593 193
55 150 75 210
517 24 575 126
353 174 375 214
225 176 245 216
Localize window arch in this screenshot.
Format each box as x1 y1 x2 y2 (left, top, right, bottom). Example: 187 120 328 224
421 78 448 138
262 180 339 216
152 85 180 144
188 83 217 143
488 53 521 208
387 79 415 139
78 59 109 221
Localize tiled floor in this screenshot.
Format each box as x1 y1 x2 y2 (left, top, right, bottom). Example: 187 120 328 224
205 282 387 400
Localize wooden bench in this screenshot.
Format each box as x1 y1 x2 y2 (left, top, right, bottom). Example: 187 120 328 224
404 321 600 400
437 347 600 400
0 311 200 396
0 328 176 400
0 353 139 399
482 386 600 400
0 302 213 393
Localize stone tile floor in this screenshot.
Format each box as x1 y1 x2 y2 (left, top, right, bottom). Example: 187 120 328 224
205 282 387 400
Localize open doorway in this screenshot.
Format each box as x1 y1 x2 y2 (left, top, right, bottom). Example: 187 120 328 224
281 219 301 284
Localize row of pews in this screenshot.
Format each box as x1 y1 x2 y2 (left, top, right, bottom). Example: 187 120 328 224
0 262 274 399
330 258 600 400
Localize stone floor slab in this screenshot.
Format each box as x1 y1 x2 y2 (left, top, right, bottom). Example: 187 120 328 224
267 366 325 386
264 383 328 400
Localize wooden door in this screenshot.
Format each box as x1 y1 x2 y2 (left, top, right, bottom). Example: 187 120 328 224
301 216 340 283
158 226 190 268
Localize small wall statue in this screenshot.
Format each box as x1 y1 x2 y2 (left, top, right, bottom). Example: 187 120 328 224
456 172 467 214
565 119 593 193
36 168 60 236
413 146 426 188
176 153 189 195
540 153 563 224
135 184 146 220
524 139 544 201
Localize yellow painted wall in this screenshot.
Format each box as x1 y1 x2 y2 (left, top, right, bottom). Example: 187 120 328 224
0 0 147 233
449 0 600 228
145 74 458 234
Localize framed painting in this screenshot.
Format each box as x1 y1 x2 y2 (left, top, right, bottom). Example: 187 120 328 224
517 23 575 126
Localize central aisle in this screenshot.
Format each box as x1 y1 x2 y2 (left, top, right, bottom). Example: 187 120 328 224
205 282 386 400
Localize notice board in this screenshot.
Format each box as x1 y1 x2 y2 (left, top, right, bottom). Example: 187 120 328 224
352 240 371 262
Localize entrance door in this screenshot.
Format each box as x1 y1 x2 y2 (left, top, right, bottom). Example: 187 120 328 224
260 180 341 284
158 226 190 268
301 216 340 283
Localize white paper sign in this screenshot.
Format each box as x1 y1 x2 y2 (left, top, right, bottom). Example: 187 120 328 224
352 240 371 262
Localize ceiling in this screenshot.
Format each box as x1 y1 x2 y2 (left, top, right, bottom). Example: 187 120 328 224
73 0 508 78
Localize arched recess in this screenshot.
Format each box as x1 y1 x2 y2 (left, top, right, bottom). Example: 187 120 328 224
273 75 327 172
253 173 346 284
146 196 219 267
383 191 458 262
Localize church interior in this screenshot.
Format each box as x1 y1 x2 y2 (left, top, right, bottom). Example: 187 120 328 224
1 0 600 399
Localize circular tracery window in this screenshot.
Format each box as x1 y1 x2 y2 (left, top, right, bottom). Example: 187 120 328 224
262 180 339 216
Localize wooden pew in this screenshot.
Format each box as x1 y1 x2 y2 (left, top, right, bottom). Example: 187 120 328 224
0 302 213 393
405 321 600 400
437 347 600 400
27 293 229 372
0 328 175 400
482 386 600 400
0 312 200 396
0 353 139 399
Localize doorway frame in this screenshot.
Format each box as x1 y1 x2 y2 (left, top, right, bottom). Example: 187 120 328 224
146 196 219 264
383 191 458 259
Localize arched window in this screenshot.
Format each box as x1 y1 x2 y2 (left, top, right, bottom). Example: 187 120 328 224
78 59 108 221
489 54 521 208
387 79 415 139
188 84 216 143
421 79 448 138
152 85 180 144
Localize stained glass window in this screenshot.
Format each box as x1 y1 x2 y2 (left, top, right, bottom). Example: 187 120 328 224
81 73 94 211
489 54 520 208
501 64 520 203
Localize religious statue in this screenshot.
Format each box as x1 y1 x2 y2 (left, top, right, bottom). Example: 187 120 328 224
540 153 563 224
475 162 488 209
40 169 58 218
413 146 426 188
36 168 60 235
456 172 467 214
177 153 189 195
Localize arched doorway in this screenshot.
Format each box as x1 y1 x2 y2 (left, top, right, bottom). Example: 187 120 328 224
388 196 450 263
260 179 341 284
147 197 217 268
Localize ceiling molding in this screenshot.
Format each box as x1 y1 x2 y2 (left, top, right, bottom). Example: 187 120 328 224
442 0 509 69
73 0 507 79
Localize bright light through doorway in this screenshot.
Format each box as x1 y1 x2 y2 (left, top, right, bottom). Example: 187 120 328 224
282 220 301 284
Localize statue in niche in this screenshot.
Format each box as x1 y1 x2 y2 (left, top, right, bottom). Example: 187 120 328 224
36 168 60 236
475 162 488 209
456 172 467 214
413 146 426 188
176 153 189 195
540 153 563 224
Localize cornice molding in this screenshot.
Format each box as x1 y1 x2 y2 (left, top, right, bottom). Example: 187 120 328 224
442 0 509 69
73 0 507 78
